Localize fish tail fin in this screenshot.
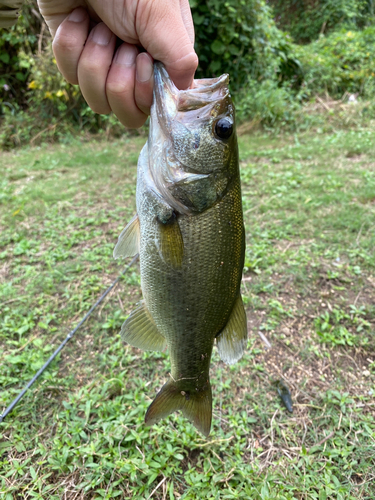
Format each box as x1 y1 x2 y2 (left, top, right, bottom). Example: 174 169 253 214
145 379 212 437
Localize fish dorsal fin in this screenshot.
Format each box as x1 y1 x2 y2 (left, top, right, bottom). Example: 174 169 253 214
155 214 184 269
216 294 247 365
145 378 212 437
121 301 166 352
113 214 140 259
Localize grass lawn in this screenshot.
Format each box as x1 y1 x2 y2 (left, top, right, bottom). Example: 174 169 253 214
0 128 374 499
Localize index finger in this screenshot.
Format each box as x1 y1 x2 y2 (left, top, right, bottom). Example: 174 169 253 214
136 0 198 90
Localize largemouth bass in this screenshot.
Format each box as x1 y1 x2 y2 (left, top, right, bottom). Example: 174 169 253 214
114 63 246 436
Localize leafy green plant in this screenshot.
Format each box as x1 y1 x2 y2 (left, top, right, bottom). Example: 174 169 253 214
3 0 375 148
0 1 41 109
235 78 300 126
295 26 375 99
270 0 374 43
1 130 375 498
315 307 370 347
0 1 129 148
190 0 301 91
102 310 127 331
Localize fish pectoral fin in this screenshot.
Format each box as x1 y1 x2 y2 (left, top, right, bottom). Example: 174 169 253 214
113 213 140 259
145 378 212 437
155 214 184 269
121 301 166 352
216 294 247 365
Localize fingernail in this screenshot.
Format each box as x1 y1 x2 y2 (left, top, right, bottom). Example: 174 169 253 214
91 23 112 46
115 45 137 66
68 8 86 23
136 54 153 82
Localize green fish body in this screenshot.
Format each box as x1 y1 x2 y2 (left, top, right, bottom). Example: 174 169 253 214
114 64 246 436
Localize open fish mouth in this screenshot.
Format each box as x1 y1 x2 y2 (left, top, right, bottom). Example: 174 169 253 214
153 62 230 131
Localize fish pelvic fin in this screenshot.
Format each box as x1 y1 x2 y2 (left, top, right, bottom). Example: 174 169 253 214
145 378 212 437
155 213 184 269
216 294 247 365
113 213 140 259
121 301 167 352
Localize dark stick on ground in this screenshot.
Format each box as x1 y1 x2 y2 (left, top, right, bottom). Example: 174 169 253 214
0 255 139 424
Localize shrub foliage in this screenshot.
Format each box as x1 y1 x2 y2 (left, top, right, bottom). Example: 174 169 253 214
190 0 299 90
270 0 374 43
296 26 375 99
0 1 124 148
1 0 375 147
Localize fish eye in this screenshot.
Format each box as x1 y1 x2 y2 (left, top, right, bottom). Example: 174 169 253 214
215 118 233 140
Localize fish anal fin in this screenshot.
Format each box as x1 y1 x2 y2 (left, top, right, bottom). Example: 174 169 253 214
145 378 212 437
216 294 247 365
156 214 184 269
121 301 166 352
113 214 140 259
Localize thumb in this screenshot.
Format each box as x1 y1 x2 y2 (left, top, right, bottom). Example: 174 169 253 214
137 0 198 90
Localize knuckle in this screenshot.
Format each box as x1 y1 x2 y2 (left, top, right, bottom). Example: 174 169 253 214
189 52 199 72
79 57 105 76
64 73 78 85
121 115 147 129
89 103 110 115
106 79 129 97
135 91 152 115
52 32 82 54
172 50 198 74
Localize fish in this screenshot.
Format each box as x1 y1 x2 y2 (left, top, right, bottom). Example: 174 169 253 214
114 63 246 437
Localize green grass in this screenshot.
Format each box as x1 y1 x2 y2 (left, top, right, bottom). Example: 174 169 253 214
0 128 374 499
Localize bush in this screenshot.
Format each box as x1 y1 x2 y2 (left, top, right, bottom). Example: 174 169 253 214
0 2 129 148
2 0 375 148
295 26 375 99
235 78 300 128
270 0 374 43
0 2 41 109
1 0 304 147
190 0 301 91
234 23 375 131
1 41 125 148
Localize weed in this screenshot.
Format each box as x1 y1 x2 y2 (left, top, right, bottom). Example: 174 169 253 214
0 130 374 498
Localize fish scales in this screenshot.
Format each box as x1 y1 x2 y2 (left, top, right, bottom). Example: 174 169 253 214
140 171 244 379
114 63 247 436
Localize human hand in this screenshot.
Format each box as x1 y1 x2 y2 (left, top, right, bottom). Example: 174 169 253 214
37 0 198 128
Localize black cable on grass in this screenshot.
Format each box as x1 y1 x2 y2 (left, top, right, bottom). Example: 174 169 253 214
0 255 139 423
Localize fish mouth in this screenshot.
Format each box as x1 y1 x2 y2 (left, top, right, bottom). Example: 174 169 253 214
153 62 230 131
